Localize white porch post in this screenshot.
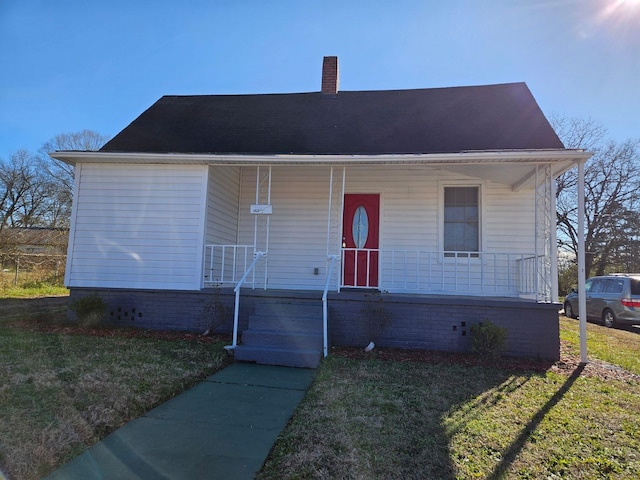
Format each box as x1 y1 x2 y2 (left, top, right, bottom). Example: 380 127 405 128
325 166 346 285
326 167 343 258
534 164 553 302
551 178 559 302
577 160 588 363
253 165 271 289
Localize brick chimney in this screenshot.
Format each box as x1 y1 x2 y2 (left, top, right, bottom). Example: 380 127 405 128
321 56 339 95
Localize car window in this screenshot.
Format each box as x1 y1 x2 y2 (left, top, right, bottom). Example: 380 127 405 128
585 279 593 292
590 279 606 293
631 278 640 296
605 279 624 294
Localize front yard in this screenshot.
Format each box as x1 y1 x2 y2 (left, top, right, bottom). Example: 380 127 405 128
0 299 230 480
1 296 639 479
258 318 640 479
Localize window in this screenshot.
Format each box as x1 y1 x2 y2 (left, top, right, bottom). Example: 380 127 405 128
444 187 479 256
590 279 606 293
585 279 593 292
605 279 624 294
352 205 369 249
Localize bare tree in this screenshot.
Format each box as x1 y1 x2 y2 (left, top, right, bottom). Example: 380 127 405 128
38 130 110 228
1 130 108 232
40 129 110 194
553 116 640 277
0 150 52 231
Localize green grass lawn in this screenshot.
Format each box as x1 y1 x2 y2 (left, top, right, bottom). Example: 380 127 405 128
259 317 640 479
0 301 230 480
0 268 68 298
560 316 640 375
3 293 639 480
0 284 69 298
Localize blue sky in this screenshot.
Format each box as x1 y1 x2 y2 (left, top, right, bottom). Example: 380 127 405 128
1 0 639 156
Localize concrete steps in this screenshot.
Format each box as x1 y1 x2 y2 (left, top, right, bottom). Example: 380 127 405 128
234 301 323 368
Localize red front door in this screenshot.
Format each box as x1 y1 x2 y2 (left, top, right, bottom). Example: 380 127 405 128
342 194 379 287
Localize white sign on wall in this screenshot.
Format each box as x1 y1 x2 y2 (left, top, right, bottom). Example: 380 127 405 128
250 204 273 215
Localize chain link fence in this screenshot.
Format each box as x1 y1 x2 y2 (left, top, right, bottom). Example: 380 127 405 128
0 252 66 287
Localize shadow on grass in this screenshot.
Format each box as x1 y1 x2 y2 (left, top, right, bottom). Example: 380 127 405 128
486 363 586 480
619 324 640 335
0 296 68 319
259 357 555 479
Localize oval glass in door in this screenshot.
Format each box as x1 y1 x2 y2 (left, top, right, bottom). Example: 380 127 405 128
352 205 369 249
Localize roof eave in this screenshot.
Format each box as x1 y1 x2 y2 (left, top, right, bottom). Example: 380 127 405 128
50 149 592 167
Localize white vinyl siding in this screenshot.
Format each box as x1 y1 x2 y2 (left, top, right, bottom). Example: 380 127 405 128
484 184 534 252
206 166 240 245
65 162 537 294
237 166 330 289
66 164 207 290
204 166 243 284
235 166 536 291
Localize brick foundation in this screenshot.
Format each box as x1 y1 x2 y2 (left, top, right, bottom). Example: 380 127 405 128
68 287 560 360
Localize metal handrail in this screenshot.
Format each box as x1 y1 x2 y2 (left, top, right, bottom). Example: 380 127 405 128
225 251 266 351
322 255 338 358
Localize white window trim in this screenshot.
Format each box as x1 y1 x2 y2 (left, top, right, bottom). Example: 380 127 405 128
437 180 485 261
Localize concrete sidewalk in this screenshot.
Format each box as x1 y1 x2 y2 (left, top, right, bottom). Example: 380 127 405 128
46 363 316 480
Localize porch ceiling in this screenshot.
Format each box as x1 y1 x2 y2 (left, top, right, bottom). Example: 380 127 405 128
436 161 574 190
51 149 591 189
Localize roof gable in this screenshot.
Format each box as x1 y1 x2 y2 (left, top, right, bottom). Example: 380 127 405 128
101 82 564 155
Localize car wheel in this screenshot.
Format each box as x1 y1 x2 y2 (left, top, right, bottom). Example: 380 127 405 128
603 309 616 328
564 301 577 319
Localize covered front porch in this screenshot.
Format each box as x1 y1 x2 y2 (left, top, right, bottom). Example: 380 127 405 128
197 157 568 365
202 158 564 302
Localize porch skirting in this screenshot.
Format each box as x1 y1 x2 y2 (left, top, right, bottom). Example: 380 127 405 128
68 288 560 361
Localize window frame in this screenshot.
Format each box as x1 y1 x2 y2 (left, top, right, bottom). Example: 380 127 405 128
439 181 484 260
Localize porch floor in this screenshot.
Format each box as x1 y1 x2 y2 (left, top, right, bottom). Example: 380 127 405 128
221 286 552 306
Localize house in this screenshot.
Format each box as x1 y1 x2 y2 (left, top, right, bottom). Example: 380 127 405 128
51 57 591 367
0 227 68 282
0 227 68 255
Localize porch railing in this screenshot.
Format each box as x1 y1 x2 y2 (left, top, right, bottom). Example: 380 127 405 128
205 244 551 301
204 244 253 285
516 254 551 301
343 249 549 300
225 251 266 351
322 255 338 358
341 248 379 288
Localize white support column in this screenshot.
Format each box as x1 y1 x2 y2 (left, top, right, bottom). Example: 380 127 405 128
253 165 271 289
534 164 553 302
326 167 346 292
326 167 343 259
534 166 539 298
338 167 345 291
550 178 559 302
577 160 588 363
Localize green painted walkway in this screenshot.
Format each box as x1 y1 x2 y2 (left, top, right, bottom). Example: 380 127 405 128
46 363 316 480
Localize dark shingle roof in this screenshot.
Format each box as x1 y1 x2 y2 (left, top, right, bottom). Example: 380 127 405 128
101 82 564 155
